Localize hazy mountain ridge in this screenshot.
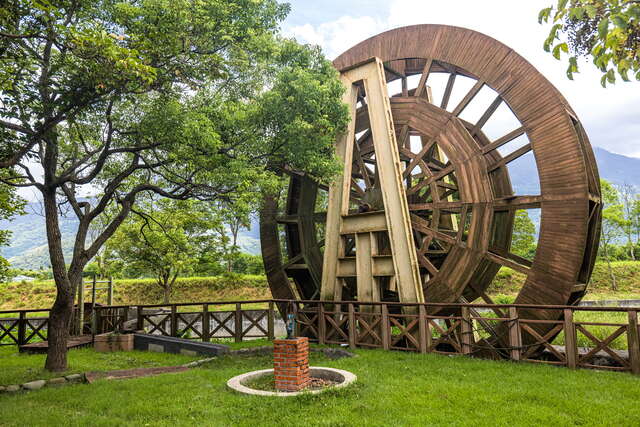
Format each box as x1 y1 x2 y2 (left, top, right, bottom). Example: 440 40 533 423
2 146 638 269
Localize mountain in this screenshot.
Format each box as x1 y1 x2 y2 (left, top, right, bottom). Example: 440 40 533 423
0 207 261 269
2 146 639 269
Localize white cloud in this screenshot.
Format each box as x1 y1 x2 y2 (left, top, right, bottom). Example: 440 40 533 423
284 0 640 158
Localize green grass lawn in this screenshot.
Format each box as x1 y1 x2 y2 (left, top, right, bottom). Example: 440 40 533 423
1 341 640 426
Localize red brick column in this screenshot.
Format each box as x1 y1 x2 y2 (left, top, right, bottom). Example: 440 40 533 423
273 337 310 392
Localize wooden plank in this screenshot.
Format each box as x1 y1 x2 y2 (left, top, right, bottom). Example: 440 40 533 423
487 143 532 172
481 126 526 154
356 232 379 302
341 211 387 234
320 81 358 301
318 304 326 345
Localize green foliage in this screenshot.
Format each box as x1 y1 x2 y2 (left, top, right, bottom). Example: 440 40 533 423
109 199 224 301
231 253 265 275
0 180 25 283
539 0 640 85
511 210 537 260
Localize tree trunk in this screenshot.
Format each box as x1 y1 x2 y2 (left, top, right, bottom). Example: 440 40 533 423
43 189 73 372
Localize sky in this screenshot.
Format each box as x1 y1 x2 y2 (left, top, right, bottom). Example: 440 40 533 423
281 0 640 158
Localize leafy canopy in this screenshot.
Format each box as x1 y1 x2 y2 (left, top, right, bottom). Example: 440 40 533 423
539 0 640 85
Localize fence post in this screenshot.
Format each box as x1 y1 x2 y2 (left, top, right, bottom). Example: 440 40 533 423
508 306 522 361
627 310 640 375
18 311 26 345
78 280 85 335
170 305 178 337
234 303 242 342
91 275 97 306
381 303 391 350
202 304 210 342
564 308 577 369
461 306 472 355
122 305 129 325
418 304 427 354
137 306 144 331
107 277 114 306
318 303 326 345
292 303 299 337
348 303 356 349
267 301 275 340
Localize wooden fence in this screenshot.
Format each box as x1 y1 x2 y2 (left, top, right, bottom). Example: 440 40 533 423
2 299 639 375
283 299 640 375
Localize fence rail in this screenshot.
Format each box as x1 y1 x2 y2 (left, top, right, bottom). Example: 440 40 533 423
2 299 639 375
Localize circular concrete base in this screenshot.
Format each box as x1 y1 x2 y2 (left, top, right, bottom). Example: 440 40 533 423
227 367 356 397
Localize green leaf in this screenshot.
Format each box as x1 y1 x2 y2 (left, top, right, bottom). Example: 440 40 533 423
552 42 568 60
611 15 628 30
598 18 609 39
585 5 598 19
557 0 569 10
538 7 552 23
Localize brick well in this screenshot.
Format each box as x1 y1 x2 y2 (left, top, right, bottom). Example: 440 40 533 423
273 337 310 392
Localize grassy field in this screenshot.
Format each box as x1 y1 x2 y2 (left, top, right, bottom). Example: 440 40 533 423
2 261 640 311
1 341 639 426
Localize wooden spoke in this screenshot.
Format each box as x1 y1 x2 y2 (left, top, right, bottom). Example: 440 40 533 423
440 72 457 110
410 214 457 245
487 143 532 172
481 126 526 154
493 195 542 210
414 58 433 98
485 251 531 275
472 95 502 133
402 137 437 178
451 79 484 116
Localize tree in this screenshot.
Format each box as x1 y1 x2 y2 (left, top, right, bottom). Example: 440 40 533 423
511 210 537 260
110 199 221 303
616 182 637 260
0 0 347 371
0 178 25 282
600 179 625 290
539 0 640 85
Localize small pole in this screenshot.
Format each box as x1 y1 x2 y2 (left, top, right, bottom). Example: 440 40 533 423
418 304 427 354
78 279 85 335
202 304 210 342
381 303 390 350
348 303 356 349
170 305 178 337
137 306 144 331
461 306 472 355
564 308 577 369
107 277 113 306
508 306 522 361
91 274 97 307
234 303 242 342
318 303 326 345
18 311 26 345
267 301 275 340
627 310 640 375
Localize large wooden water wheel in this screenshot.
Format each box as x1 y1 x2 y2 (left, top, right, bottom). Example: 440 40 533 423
260 25 601 342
